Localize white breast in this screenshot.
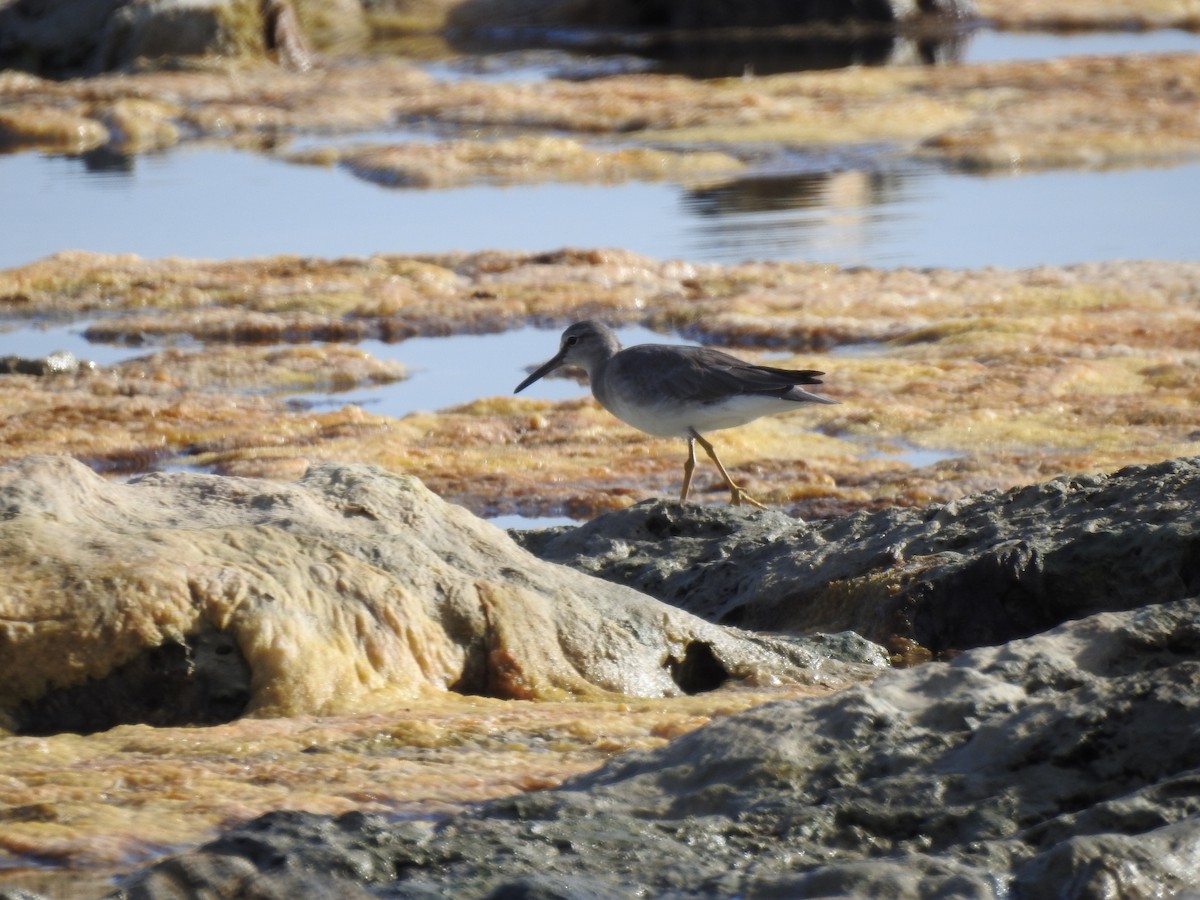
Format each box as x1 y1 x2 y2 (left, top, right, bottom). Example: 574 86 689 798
601 392 800 439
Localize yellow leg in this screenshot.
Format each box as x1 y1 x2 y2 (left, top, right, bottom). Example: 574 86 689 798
690 429 768 510
680 437 697 502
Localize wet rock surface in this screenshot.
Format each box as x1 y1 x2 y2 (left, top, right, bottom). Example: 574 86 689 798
110 595 1200 898
517 456 1200 657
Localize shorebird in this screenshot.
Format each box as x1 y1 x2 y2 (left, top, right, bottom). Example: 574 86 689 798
514 320 836 509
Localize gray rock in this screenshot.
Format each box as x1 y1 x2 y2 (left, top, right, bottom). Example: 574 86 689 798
110 596 1200 898
516 457 1200 656
0 889 50 900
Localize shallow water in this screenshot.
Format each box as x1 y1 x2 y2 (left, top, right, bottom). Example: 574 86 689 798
964 28 1200 63
0 315 961 516
0 320 681 413
3 146 1199 271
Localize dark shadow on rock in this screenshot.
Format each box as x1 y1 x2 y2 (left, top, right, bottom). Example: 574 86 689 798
14 628 251 736
483 874 631 900
665 640 728 694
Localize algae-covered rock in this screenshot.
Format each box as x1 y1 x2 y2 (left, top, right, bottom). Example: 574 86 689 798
287 134 745 189
0 104 109 152
0 456 880 733
110 596 1200 897
518 456 1200 657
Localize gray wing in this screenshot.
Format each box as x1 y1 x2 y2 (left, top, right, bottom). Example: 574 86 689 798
614 344 828 404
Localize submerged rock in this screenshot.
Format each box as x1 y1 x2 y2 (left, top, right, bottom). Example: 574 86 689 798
110 595 1200 897
0 455 880 733
517 456 1200 658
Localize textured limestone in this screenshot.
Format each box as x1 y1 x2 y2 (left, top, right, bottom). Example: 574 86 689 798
518 456 1200 657
110 596 1200 898
0 455 881 733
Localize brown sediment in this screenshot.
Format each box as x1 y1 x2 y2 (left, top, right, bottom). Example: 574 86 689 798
1 250 1197 518
97 98 183 153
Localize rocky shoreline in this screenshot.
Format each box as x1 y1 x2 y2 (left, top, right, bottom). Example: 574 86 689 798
113 596 1200 898
2 1 1199 895
517 456 1200 659
0 455 1196 897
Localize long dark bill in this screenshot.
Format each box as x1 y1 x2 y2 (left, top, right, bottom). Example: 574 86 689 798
514 352 566 393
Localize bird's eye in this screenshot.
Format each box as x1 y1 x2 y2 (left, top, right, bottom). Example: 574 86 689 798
565 336 579 346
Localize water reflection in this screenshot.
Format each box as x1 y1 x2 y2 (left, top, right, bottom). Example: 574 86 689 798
79 145 136 175
4 144 1200 271
3 144 1200 271
681 159 1200 268
646 32 967 76
433 24 1200 81
688 168 910 217
683 165 920 267
449 28 968 78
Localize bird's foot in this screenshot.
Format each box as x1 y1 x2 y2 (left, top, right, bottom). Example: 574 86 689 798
729 487 768 510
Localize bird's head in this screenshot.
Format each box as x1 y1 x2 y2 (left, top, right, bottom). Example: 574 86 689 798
514 320 619 393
